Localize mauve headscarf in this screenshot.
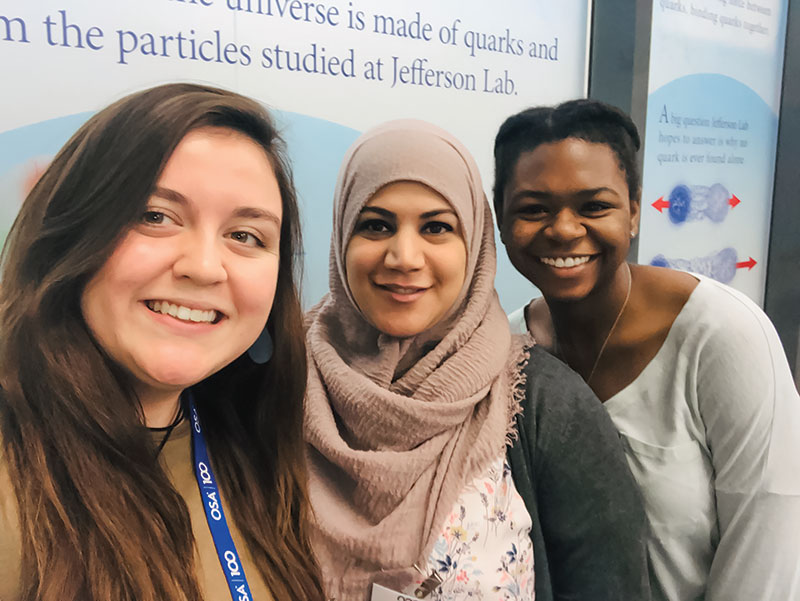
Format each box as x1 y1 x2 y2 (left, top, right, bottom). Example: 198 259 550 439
304 120 528 601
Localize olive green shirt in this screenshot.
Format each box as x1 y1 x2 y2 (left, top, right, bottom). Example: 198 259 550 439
0 420 274 600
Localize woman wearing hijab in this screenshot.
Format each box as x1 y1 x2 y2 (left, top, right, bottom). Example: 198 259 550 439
303 120 650 601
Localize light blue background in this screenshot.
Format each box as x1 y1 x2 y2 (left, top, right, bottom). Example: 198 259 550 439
0 112 537 310
639 73 778 303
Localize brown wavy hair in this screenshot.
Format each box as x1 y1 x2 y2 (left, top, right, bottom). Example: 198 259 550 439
0 83 325 601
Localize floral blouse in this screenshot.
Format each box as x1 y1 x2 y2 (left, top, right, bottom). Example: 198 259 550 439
417 455 535 600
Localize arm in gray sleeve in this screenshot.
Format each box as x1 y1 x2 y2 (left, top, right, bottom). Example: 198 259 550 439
510 346 651 601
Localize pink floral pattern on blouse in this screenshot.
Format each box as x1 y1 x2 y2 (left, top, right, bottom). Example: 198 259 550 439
419 455 535 600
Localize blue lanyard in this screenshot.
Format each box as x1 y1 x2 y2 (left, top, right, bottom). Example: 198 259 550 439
189 396 254 601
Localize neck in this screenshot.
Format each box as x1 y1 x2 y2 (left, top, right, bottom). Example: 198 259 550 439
139 390 183 428
546 263 633 363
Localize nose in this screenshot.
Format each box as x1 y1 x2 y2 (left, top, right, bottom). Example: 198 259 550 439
546 209 585 243
384 227 425 271
172 231 228 285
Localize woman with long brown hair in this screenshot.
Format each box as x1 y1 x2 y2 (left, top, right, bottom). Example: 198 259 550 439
0 83 324 601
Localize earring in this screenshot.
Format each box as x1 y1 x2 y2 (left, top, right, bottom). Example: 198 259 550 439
247 328 273 364
630 229 637 238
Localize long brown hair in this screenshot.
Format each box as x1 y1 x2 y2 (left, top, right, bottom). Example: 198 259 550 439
0 84 324 601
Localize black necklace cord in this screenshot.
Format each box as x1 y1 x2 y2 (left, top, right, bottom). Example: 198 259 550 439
149 403 186 456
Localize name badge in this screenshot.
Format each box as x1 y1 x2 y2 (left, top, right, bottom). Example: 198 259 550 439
370 583 417 601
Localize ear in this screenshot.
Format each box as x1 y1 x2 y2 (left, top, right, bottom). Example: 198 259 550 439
629 188 641 238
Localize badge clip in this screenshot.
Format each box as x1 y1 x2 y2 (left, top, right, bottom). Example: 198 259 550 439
412 564 443 599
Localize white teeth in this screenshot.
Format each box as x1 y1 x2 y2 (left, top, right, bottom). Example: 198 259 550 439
540 256 591 268
146 301 217 323
382 285 423 294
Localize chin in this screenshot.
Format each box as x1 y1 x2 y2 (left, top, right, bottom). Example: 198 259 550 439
142 360 221 390
379 326 419 338
538 283 595 304
372 319 424 339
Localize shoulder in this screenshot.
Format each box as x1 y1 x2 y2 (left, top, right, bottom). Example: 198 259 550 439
524 345 580 386
690 275 774 327
633 267 781 360
635 263 698 294
0 411 21 532
630 264 699 337
676 276 784 361
507 304 528 335
506 300 555 347
511 353 650 600
0 437 19 520
520 346 616 439
524 346 604 413
673 278 799 434
0 429 22 601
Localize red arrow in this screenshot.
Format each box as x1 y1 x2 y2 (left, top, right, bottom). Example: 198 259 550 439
729 195 741 208
652 197 670 212
736 257 757 270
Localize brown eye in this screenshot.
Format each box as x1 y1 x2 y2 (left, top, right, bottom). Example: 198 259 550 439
142 211 170 225
230 231 264 247
423 221 454 235
518 204 548 219
583 201 613 214
356 219 392 234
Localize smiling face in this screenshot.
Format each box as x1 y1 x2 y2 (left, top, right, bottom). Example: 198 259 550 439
500 138 640 302
345 181 467 338
81 127 282 408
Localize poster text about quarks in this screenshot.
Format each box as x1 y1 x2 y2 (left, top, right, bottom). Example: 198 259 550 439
659 0 772 35
654 104 751 167
1 1 567 97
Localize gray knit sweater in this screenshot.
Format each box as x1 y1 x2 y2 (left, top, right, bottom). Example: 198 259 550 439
507 346 651 601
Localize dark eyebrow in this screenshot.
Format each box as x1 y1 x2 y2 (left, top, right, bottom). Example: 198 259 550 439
421 208 457 219
233 206 282 227
360 206 394 218
359 206 457 219
152 186 188 204
511 187 620 203
152 186 281 227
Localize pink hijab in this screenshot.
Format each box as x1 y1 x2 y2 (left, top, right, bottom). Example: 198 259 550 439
304 120 527 601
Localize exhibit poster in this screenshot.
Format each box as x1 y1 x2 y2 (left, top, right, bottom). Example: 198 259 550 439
640 0 789 304
0 0 591 309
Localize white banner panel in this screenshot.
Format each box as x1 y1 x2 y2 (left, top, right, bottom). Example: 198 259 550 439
1 0 590 308
639 0 789 305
